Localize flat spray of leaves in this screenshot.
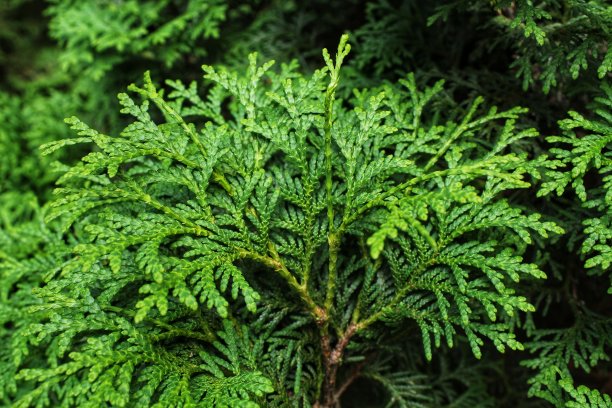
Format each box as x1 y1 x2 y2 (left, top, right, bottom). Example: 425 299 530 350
13 36 561 406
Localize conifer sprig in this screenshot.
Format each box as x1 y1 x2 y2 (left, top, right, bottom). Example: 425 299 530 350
11 36 563 407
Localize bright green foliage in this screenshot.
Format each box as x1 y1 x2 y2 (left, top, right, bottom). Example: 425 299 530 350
14 317 271 407
6 37 563 406
47 0 228 80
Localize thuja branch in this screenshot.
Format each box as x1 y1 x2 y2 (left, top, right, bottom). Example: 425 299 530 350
340 157 527 231
356 253 437 331
102 305 216 342
21 32 566 408
237 247 325 322
129 72 233 195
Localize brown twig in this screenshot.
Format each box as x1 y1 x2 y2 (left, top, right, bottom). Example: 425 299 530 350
318 323 358 408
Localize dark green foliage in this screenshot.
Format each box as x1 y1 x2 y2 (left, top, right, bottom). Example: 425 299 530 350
0 193 70 405
526 82 612 407
429 0 611 93
1 1 611 407
542 84 612 286
523 309 612 406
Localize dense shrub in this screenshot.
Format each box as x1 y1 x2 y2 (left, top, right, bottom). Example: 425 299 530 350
1 1 610 407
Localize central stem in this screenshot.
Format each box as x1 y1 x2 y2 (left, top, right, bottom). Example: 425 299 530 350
318 35 354 407
323 56 338 313
322 34 350 313
317 323 358 408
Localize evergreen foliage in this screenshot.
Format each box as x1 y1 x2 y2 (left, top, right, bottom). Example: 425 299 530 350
429 0 611 93
527 82 612 407
542 84 612 287
8 36 562 407
46 0 228 80
1 1 611 407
